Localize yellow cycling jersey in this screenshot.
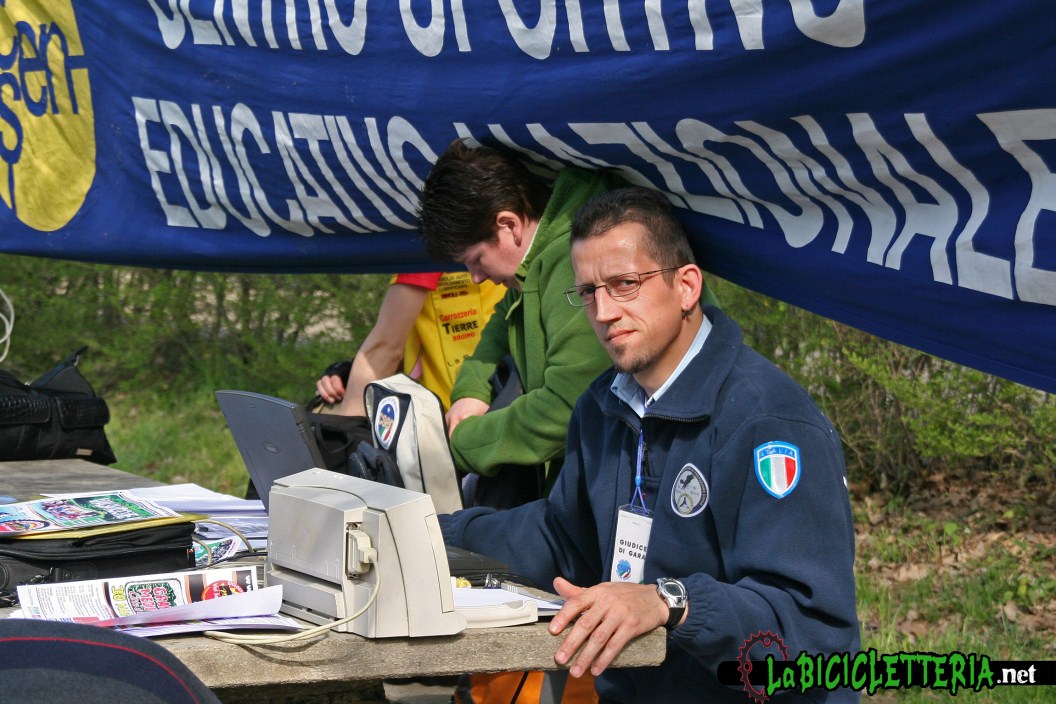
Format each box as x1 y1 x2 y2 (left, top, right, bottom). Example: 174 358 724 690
394 272 505 410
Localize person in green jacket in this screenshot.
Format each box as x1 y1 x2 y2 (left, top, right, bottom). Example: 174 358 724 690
419 140 719 704
417 139 621 501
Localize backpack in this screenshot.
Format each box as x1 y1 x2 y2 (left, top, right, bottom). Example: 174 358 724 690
0 347 116 465
361 374 463 515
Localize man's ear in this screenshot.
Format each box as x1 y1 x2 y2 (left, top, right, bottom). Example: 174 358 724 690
678 265 705 311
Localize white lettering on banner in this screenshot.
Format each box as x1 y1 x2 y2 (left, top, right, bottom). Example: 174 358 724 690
909 113 1010 299
632 122 748 224
387 116 439 191
144 0 864 56
207 105 271 236
850 112 959 284
325 116 416 228
132 98 423 236
134 98 197 228
727 127 828 248
145 0 365 52
364 117 420 212
401 0 471 56
570 123 695 208
130 101 1056 308
791 115 897 259
144 0 186 49
789 0 865 48
274 112 356 233
499 0 558 60
160 100 227 230
729 0 764 50
326 0 369 54
672 120 766 227
470 113 1055 306
289 113 381 233
493 0 864 57
736 120 856 252
979 109 1056 305
227 103 313 236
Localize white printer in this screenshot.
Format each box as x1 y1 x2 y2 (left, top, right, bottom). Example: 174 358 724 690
264 468 467 638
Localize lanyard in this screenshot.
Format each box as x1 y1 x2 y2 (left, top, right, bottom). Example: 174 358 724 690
630 431 649 513
611 429 653 583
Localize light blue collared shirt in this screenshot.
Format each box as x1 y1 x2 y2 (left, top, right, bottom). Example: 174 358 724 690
610 313 713 418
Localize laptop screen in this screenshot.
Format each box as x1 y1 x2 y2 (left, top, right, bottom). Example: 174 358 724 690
215 390 326 511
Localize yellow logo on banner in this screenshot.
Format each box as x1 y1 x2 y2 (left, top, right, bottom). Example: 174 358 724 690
1 0 95 231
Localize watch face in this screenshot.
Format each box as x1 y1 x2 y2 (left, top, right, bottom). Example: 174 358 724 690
659 578 686 601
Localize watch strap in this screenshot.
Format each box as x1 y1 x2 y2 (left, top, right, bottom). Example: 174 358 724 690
664 603 686 629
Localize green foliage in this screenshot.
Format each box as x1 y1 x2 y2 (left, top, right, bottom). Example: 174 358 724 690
0 254 388 399
709 277 1055 495
104 388 250 495
2 253 391 491
3 255 1052 498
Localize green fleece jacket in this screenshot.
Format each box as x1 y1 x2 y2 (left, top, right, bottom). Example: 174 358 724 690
449 167 620 482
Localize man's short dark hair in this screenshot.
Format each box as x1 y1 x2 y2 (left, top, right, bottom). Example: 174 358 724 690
571 187 697 270
417 140 552 261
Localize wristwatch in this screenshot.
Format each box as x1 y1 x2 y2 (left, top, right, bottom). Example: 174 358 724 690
656 577 688 629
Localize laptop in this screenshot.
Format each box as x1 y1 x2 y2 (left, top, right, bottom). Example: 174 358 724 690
215 389 509 579
215 390 326 512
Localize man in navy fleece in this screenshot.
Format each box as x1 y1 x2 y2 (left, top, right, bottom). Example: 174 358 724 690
441 186 860 703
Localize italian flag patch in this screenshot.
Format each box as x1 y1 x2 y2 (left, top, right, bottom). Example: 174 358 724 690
754 441 801 499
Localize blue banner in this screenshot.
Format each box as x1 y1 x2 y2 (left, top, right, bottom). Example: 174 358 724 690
1 1 1054 393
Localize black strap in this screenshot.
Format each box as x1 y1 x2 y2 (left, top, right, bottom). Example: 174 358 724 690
321 360 353 385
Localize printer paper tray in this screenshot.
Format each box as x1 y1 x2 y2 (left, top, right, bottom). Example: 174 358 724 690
456 600 537 628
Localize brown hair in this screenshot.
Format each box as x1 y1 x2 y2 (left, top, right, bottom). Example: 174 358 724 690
417 140 551 261
571 187 697 270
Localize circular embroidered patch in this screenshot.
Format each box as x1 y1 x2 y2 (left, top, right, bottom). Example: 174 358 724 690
670 463 709 517
374 396 400 450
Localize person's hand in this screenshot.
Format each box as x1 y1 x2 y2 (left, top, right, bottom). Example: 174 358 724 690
548 576 670 678
316 374 346 405
445 397 490 436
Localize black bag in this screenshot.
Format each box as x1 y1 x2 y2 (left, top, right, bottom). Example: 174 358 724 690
0 347 116 465
347 440 404 489
302 360 373 474
305 397 373 472
0 521 196 603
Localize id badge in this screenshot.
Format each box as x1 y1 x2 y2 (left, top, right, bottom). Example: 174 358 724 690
610 505 653 583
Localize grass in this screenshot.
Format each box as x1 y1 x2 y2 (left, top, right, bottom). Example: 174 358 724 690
104 383 1056 702
852 489 1056 702
106 389 250 497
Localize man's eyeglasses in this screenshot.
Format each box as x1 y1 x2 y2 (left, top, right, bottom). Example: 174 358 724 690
565 267 683 307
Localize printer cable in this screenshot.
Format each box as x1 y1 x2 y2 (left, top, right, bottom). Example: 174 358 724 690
203 541 380 646
191 518 262 567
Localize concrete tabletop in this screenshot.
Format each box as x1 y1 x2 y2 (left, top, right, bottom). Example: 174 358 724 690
0 459 667 703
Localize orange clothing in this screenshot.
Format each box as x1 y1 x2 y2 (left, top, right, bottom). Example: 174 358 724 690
455 671 598 704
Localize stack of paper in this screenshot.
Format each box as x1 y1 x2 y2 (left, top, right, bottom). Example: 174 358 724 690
125 484 266 517
38 484 270 564
8 565 298 637
122 485 270 559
